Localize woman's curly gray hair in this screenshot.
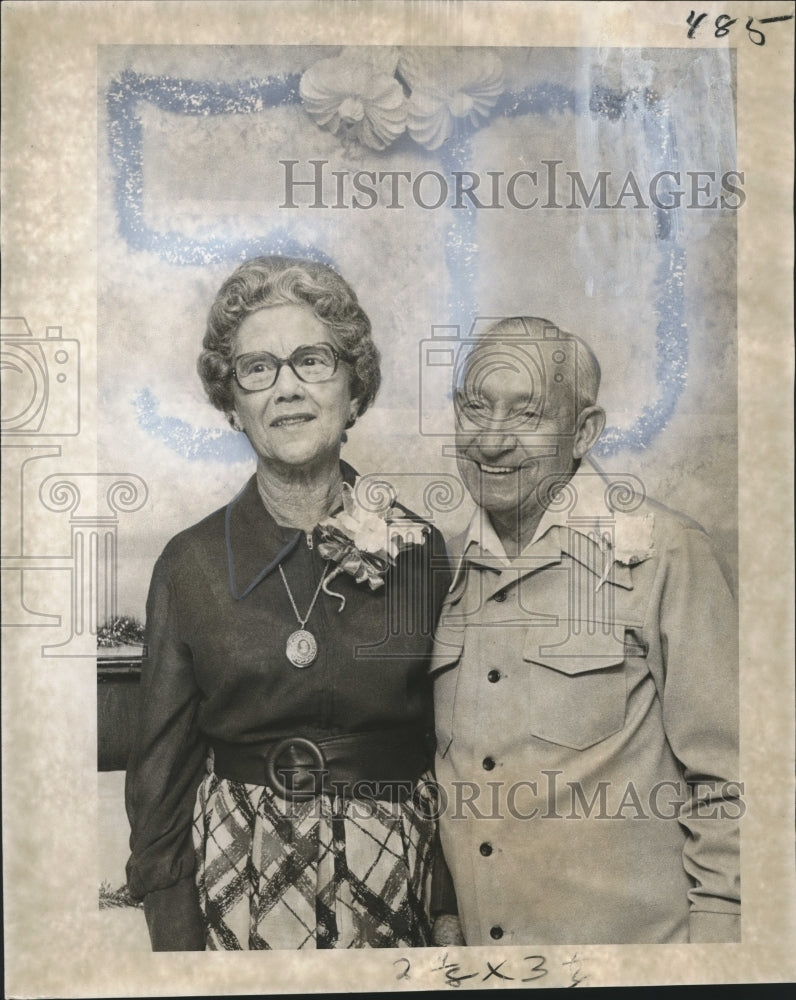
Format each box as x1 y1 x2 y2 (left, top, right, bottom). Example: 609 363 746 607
197 256 381 427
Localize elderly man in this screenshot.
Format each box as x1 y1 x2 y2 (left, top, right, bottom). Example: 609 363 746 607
430 317 740 945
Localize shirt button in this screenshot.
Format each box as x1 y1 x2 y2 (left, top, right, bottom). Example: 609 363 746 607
482 756 496 771
490 925 503 940
480 842 493 856
487 669 501 683
493 590 507 602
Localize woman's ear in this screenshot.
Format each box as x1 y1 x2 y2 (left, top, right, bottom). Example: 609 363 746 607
227 411 243 432
345 399 361 430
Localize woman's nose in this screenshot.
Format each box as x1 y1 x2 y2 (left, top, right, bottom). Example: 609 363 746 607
273 361 305 398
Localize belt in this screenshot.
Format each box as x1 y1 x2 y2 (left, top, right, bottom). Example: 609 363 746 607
211 727 431 802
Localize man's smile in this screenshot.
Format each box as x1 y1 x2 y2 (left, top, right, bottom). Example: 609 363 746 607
459 454 524 476
476 462 518 476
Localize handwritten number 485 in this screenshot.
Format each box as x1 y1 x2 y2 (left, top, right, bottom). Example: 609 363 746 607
687 11 794 44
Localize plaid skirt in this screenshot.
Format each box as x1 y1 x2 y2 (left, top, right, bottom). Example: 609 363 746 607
192 769 438 950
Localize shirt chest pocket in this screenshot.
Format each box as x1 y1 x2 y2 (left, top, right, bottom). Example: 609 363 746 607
522 624 629 750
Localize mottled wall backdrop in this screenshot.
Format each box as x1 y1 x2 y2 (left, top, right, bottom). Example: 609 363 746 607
98 45 738 616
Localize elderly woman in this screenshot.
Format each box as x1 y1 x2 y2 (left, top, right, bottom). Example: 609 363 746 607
125 256 450 950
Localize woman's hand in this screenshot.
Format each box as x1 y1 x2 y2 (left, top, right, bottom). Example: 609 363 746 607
431 913 466 946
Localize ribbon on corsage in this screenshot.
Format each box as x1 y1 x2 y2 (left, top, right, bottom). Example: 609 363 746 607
317 481 428 611
594 512 655 591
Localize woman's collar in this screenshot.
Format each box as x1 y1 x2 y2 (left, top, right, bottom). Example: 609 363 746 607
225 461 358 600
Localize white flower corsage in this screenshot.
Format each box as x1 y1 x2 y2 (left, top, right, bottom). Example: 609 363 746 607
317 481 427 610
594 513 655 591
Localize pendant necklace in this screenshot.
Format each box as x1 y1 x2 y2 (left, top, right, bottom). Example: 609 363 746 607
279 562 328 668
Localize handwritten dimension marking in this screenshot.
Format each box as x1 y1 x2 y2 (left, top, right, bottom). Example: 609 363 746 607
390 951 588 988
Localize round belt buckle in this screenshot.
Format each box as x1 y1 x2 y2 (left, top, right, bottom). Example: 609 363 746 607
266 737 327 800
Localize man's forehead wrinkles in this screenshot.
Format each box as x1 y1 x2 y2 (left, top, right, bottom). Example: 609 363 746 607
463 379 540 406
464 345 574 379
463 366 548 399
464 343 538 370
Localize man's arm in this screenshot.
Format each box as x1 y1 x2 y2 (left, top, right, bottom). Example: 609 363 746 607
656 523 741 942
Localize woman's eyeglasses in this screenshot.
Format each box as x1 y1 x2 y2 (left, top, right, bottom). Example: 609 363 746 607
232 343 341 392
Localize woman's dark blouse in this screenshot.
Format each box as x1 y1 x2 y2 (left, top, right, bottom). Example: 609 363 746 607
125 468 451 912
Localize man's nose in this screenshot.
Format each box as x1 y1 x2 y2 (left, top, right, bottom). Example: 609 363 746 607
474 418 518 458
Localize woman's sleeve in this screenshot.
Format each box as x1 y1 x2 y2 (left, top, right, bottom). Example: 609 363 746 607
422 526 452 741
125 548 208 950
429 524 453 614
427 526 457 916
430 833 459 917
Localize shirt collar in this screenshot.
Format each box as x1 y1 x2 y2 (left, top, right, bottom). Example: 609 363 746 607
460 507 511 567
450 459 635 592
532 457 611 543
225 460 358 601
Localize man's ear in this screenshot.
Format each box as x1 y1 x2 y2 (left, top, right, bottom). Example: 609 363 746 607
572 405 606 460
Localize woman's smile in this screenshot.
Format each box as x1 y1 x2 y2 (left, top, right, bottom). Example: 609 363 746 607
269 411 317 428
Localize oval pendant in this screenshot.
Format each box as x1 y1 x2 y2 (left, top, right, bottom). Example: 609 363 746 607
286 629 318 668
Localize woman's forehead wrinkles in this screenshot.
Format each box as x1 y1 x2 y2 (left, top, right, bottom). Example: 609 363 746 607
234 345 311 363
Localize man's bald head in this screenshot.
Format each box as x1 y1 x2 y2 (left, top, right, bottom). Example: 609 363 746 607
462 316 602 415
